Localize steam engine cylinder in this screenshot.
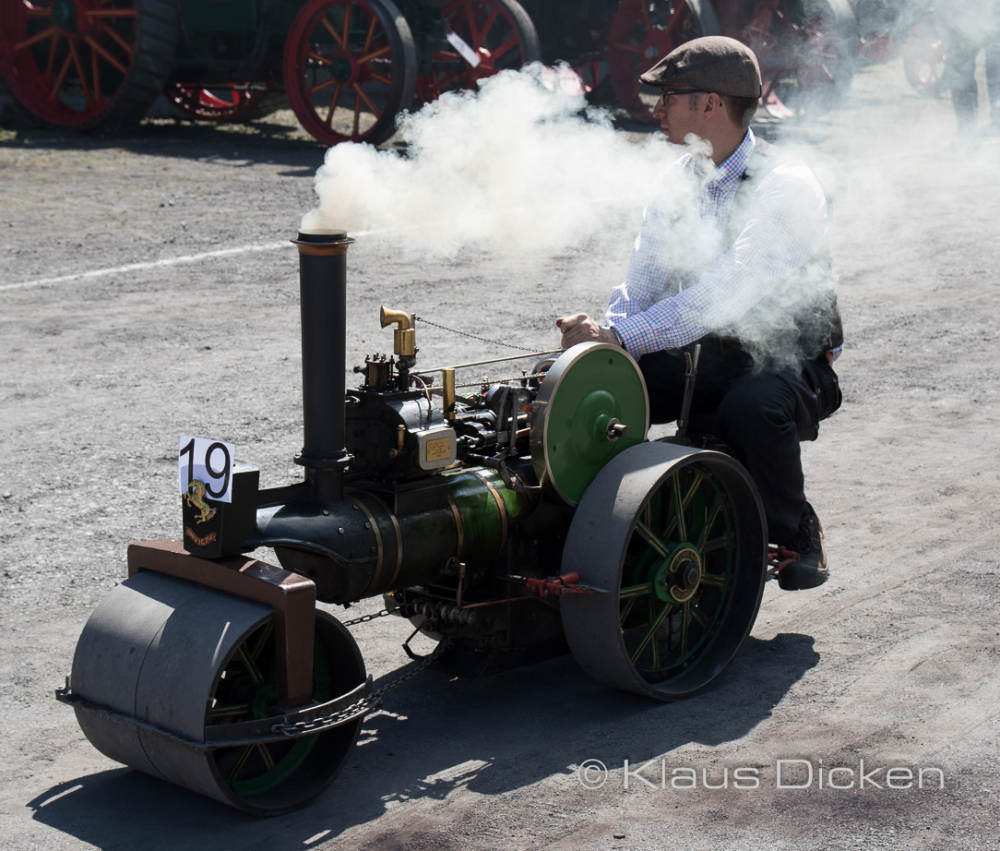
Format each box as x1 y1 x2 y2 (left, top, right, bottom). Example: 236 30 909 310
258 467 536 604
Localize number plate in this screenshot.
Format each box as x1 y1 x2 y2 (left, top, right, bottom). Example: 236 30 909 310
178 435 234 503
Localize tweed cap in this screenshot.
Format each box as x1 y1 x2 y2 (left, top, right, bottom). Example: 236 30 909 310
639 36 762 98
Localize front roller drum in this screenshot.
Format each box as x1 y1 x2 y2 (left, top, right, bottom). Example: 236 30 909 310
560 441 767 700
68 571 366 814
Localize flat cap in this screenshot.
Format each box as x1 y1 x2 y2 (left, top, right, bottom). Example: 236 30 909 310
639 36 762 98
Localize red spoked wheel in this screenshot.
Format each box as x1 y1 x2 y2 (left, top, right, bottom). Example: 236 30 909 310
901 14 945 96
165 84 265 122
607 0 719 123
744 0 860 119
283 0 416 146
0 0 178 131
415 0 540 102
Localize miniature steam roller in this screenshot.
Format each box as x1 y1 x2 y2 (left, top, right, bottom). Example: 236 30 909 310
59 230 768 814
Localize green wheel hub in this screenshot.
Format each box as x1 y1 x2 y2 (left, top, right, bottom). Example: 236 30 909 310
619 464 736 678
651 544 703 604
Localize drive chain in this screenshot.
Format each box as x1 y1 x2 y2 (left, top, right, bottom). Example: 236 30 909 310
340 606 401 627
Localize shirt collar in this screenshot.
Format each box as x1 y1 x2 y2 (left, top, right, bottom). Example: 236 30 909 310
711 129 755 189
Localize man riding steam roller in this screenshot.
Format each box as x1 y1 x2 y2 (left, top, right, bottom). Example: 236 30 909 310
556 36 843 591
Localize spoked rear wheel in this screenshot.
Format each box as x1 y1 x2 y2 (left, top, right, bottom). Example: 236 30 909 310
606 0 719 123
750 0 860 118
283 0 417 146
0 0 178 131
560 441 767 699
416 0 540 101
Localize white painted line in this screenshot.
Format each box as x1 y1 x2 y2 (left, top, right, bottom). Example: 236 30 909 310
0 240 291 293
1 228 390 293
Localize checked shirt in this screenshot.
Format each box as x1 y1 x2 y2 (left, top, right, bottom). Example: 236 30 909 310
605 129 831 358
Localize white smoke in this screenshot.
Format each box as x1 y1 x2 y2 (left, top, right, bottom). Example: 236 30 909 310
302 63 681 261
302 64 840 367
302 28 1000 371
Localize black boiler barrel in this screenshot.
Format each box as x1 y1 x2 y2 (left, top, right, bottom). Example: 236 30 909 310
293 230 354 498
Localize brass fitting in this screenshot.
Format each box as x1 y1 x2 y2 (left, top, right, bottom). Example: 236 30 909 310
442 368 456 422
380 306 415 357
388 423 407 458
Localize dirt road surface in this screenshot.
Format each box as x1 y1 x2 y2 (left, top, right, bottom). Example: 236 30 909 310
2 59 999 850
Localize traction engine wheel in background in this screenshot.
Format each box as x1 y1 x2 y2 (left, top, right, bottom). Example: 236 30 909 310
0 0 178 131
283 0 417 146
416 0 540 101
745 0 860 118
560 441 767 699
69 571 366 814
606 0 720 122
164 83 266 122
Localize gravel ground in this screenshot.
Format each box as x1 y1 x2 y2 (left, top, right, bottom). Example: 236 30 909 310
2 58 999 850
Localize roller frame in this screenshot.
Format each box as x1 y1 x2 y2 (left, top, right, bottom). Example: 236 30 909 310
126 540 317 707
56 679 372 750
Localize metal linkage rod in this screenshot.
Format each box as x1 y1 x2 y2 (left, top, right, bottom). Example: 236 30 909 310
414 350 560 376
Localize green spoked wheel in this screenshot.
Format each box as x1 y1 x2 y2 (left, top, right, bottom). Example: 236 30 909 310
530 342 650 506
560 441 766 699
207 613 363 808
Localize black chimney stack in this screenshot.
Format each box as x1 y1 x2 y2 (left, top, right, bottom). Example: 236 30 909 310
293 230 353 499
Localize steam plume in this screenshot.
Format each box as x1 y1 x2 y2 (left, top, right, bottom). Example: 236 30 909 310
303 64 674 260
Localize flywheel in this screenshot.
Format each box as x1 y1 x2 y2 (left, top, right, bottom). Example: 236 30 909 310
530 342 649 506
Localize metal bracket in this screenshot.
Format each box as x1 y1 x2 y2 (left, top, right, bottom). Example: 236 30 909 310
127 540 316 707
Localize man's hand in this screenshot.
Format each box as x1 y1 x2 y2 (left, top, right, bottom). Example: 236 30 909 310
555 313 619 349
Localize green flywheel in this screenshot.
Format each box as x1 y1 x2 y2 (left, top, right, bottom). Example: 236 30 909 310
530 342 650 505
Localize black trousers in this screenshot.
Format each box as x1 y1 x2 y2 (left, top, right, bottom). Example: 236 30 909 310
638 344 811 546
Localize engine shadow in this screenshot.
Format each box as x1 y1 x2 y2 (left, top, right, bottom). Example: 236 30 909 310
28 632 818 850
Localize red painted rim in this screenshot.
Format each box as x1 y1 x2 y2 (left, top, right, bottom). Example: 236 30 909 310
283 0 414 145
606 0 705 123
166 84 263 122
0 0 139 126
741 0 855 117
416 0 536 102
